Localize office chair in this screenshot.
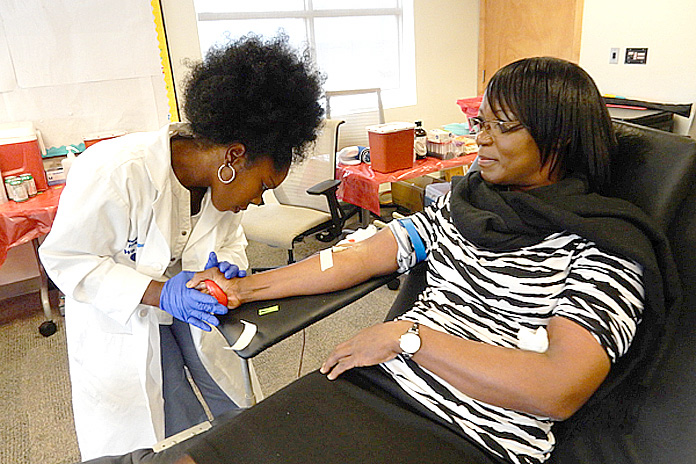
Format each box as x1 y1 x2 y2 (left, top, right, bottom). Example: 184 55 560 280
325 88 385 149
325 88 386 226
240 119 350 264
213 121 696 462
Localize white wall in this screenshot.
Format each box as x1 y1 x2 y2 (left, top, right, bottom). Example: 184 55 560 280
579 0 696 134
386 0 479 129
0 1 169 148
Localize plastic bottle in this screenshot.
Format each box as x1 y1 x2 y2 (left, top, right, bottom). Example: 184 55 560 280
20 173 37 197
8 178 28 202
414 120 427 160
61 147 78 180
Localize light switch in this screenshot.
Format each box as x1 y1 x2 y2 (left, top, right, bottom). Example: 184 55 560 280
610 48 620 64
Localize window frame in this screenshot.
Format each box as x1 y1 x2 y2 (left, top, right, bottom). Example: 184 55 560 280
193 0 416 109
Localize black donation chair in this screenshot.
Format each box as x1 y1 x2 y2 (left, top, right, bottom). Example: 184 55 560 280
217 121 696 463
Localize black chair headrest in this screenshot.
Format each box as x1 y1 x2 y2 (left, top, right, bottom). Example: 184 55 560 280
610 121 696 231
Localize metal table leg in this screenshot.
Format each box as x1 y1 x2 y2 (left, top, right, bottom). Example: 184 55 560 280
359 207 371 228
30 238 57 337
240 358 257 406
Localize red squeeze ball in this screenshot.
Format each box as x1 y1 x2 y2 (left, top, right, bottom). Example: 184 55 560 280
204 280 228 306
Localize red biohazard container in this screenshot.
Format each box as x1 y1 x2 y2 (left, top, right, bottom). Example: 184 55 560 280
367 122 416 173
0 122 49 191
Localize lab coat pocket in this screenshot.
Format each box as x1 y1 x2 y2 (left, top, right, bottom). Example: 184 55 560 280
95 315 133 335
68 298 134 335
135 236 170 278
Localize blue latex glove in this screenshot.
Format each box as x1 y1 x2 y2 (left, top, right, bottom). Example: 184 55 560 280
160 271 228 331
205 251 247 279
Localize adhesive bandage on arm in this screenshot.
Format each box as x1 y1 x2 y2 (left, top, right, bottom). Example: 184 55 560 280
320 248 334 271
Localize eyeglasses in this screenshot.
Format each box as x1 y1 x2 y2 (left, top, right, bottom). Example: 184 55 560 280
468 116 524 136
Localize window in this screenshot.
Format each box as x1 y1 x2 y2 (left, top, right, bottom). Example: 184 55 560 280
192 0 416 109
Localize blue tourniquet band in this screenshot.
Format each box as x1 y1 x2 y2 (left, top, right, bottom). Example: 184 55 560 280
399 218 426 263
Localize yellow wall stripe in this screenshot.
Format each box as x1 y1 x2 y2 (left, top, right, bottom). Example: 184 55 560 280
151 0 180 122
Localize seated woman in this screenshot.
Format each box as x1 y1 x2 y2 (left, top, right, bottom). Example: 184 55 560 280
83 57 673 464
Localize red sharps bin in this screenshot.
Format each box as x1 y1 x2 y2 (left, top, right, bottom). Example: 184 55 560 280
367 122 416 173
0 122 49 191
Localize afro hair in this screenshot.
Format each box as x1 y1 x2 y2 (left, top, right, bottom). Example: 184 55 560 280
183 33 325 170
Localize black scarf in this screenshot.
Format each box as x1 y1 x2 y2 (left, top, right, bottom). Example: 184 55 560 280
450 171 681 437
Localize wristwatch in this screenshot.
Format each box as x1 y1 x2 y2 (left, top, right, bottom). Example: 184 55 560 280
399 322 421 359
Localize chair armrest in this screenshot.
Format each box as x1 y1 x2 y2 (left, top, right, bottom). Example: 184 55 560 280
306 179 346 241
216 272 399 359
384 261 427 321
306 179 340 196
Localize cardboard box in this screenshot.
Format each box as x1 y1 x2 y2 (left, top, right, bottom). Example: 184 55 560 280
391 176 443 212
46 167 66 186
367 122 415 173
443 164 472 182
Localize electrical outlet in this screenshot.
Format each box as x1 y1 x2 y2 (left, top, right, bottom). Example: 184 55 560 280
610 48 620 64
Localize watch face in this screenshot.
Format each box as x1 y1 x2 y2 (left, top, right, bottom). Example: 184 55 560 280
400 332 421 354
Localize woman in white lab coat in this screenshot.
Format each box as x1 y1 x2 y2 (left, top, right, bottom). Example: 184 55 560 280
38 34 324 460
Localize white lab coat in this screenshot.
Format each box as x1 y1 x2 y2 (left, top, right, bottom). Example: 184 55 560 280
39 124 261 460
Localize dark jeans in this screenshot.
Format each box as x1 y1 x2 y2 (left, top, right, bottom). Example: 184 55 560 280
159 319 238 437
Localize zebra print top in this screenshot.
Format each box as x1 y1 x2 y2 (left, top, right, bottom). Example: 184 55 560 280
384 193 645 464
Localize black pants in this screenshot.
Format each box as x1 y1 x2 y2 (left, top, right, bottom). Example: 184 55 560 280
159 320 237 437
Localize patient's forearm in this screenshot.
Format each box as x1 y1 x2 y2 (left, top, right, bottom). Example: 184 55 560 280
190 228 399 307
414 317 610 420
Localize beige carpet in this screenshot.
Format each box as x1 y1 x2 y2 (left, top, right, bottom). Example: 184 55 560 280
0 292 80 464
0 234 398 464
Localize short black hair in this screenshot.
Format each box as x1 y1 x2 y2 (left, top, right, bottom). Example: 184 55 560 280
486 57 615 193
183 34 325 171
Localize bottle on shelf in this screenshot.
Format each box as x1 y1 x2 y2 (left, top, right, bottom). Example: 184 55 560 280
414 120 427 160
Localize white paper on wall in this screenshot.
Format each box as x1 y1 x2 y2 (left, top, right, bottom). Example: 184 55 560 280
0 0 170 147
0 0 162 88
0 77 164 147
0 18 17 92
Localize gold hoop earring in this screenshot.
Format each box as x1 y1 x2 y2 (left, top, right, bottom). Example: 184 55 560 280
217 163 236 184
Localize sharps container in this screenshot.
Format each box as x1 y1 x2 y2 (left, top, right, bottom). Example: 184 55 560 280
0 122 49 191
367 122 416 173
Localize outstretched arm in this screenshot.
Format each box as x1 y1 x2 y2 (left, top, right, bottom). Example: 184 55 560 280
187 227 400 308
